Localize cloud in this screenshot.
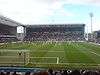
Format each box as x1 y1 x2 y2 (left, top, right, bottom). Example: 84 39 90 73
63 0 100 6
0 0 100 24
0 0 75 24
0 0 51 24
32 0 100 6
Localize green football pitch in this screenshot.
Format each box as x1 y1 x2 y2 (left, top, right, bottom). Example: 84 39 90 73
0 41 100 69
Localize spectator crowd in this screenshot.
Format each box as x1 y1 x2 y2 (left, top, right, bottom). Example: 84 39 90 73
0 32 18 43
24 32 84 42
0 69 100 75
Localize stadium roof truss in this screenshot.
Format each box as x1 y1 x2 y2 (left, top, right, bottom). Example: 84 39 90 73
26 24 85 28
0 15 22 27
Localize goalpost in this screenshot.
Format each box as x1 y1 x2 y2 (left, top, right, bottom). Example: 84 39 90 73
0 49 60 66
0 50 29 66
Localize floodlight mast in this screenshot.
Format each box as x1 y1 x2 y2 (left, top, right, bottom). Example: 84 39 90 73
90 12 93 40
90 13 93 33
87 24 88 41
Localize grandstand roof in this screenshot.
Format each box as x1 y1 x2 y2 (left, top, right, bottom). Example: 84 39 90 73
25 24 85 28
0 15 22 27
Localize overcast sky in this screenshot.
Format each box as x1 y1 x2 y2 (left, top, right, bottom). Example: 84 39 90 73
0 0 100 33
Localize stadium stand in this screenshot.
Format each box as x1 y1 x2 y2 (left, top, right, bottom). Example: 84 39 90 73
0 15 21 43
1 16 100 75
93 30 100 43
24 24 85 42
0 25 18 43
0 68 100 75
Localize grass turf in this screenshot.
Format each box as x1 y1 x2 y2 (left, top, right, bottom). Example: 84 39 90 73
0 41 100 69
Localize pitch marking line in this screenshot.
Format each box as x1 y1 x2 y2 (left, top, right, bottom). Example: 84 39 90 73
30 57 59 64
0 49 29 52
31 51 64 52
28 62 100 66
0 50 64 52
89 42 100 46
0 62 24 63
30 57 58 58
89 51 100 57
0 56 24 58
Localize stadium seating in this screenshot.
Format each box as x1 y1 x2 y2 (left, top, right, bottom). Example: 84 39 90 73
24 25 85 42
0 69 100 75
0 32 18 43
24 31 85 42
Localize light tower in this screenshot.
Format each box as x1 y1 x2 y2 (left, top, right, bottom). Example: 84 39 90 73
90 12 93 33
89 12 93 40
